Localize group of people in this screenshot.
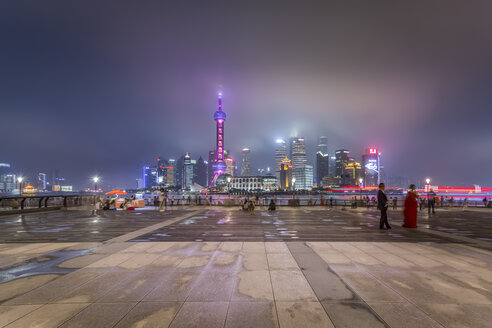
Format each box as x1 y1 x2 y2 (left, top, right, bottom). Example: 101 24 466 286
240 196 277 213
377 183 418 230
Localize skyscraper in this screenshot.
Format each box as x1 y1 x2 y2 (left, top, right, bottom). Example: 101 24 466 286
183 153 193 189
362 148 379 187
225 156 235 176
294 165 314 190
37 173 47 191
342 162 362 186
317 136 328 154
212 92 227 185
274 139 287 180
241 148 251 176
175 155 185 189
316 136 329 186
166 159 175 186
279 157 293 190
335 149 350 177
316 151 329 186
291 137 307 170
157 157 167 185
0 163 15 192
143 166 158 189
208 150 215 186
195 156 207 187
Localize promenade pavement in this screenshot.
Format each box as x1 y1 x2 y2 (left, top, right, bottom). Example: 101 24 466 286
0 207 491 327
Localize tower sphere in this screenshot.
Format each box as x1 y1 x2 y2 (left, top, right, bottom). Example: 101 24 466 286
214 110 226 121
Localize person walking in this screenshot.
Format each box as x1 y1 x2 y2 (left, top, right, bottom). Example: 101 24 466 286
392 197 397 210
428 189 436 215
403 185 418 228
248 199 255 214
377 183 391 230
268 199 276 212
158 188 165 212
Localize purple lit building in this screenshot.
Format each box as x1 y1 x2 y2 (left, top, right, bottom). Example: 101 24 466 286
211 93 227 186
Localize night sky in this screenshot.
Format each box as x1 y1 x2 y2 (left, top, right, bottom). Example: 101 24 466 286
1 0 491 189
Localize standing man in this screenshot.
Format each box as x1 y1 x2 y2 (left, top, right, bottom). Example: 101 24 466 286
428 189 436 215
377 183 391 230
158 188 165 212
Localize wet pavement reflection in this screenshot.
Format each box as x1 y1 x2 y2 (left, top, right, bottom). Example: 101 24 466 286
130 208 468 243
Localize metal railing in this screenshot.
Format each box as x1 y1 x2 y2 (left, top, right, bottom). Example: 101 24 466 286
0 194 97 211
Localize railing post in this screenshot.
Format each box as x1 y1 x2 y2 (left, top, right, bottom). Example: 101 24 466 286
63 196 67 207
21 197 26 210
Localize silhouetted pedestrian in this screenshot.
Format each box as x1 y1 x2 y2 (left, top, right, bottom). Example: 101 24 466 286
377 183 391 230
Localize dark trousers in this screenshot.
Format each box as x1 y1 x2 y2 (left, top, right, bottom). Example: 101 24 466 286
428 201 435 214
380 208 390 229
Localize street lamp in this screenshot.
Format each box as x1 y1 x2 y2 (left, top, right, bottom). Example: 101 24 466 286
359 178 363 200
226 176 232 198
93 177 99 192
17 176 24 195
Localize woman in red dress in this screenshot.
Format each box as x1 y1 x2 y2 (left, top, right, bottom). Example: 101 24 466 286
403 184 418 228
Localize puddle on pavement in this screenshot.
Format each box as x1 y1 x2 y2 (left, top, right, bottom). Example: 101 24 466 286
0 248 93 284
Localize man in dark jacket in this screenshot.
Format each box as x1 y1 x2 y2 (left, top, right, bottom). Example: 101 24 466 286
377 183 391 230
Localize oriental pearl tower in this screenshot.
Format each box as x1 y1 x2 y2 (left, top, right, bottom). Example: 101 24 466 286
212 92 227 186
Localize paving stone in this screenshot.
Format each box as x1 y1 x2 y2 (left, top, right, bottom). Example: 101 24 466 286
321 301 387 328
418 303 492 328
0 305 42 327
225 301 278 328
58 302 135 328
113 301 181 328
335 271 405 302
4 270 100 305
186 271 236 301
232 270 274 301
0 274 59 303
53 270 136 303
242 252 268 271
267 253 298 270
368 302 444 328
4 303 89 328
144 271 199 301
270 270 317 301
98 271 165 302
169 301 228 328
276 301 334 328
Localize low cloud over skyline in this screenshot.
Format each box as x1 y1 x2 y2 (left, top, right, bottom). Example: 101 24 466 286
1 0 491 188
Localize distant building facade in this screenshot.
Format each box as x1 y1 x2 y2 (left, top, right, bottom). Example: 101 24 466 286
335 149 350 177
279 157 293 190
362 148 379 187
291 137 307 170
342 162 362 186
195 156 208 187
37 173 47 191
241 148 251 176
293 165 313 190
274 139 287 180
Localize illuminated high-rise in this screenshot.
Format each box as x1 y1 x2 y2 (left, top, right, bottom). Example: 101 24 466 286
37 173 47 191
274 139 287 180
362 148 380 186
183 153 193 189
316 136 329 186
241 148 251 176
279 157 293 190
291 137 307 170
335 149 350 177
212 93 227 185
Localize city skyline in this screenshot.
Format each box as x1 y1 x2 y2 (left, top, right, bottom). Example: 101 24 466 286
1 1 491 189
